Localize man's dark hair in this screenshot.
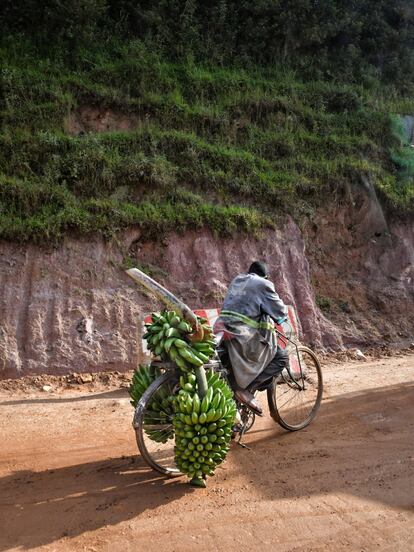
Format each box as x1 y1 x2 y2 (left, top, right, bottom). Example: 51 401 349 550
248 261 268 278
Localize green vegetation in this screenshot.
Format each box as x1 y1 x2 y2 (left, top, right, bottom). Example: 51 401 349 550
1 2 414 243
316 295 333 314
2 1 414 85
316 294 354 315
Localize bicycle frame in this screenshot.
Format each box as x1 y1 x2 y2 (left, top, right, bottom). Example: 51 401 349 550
274 327 306 391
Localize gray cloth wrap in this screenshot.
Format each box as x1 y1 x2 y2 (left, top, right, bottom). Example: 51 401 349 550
217 273 288 389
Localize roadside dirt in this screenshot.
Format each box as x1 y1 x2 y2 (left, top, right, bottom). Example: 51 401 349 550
0 353 413 551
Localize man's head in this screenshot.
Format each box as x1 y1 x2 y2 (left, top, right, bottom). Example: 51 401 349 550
248 261 269 279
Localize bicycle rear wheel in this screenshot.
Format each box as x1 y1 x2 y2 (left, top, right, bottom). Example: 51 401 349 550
267 346 323 431
134 371 181 477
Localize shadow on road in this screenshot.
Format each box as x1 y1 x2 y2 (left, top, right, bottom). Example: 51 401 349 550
0 388 128 406
232 381 414 513
0 455 189 551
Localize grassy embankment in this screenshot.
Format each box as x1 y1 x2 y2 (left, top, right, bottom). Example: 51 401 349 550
1 42 414 243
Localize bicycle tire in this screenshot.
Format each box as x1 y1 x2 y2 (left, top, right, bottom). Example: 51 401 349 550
133 370 182 477
267 346 323 431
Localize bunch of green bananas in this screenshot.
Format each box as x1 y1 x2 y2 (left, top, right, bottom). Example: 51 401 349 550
173 370 237 486
129 364 175 443
129 364 160 408
144 310 215 370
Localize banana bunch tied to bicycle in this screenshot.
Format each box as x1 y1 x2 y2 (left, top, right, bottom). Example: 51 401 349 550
143 310 214 370
129 309 237 487
174 370 236 486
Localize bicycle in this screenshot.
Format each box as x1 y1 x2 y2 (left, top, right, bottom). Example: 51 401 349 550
133 325 323 477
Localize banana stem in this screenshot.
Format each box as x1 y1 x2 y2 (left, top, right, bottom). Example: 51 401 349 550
195 365 208 398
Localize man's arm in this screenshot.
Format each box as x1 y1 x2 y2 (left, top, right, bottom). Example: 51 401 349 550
260 280 288 324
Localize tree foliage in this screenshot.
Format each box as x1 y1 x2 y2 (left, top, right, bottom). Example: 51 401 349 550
1 0 414 85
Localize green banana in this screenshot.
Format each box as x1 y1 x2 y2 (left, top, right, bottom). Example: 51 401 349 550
163 337 175 353
170 315 181 327
179 347 203 366
200 393 209 414
206 409 216 423
175 356 190 372
154 344 163 357
148 324 163 333
165 327 181 338
192 393 200 414
177 321 192 333
193 350 209 364
185 395 193 415
174 339 189 349
169 346 179 362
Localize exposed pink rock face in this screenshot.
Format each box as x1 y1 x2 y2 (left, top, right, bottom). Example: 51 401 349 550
0 238 149 379
304 186 414 349
0 195 413 378
135 219 343 349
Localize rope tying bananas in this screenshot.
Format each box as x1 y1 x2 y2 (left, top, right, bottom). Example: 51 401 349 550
131 309 237 487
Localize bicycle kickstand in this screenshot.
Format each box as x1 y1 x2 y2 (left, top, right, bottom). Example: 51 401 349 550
237 427 251 450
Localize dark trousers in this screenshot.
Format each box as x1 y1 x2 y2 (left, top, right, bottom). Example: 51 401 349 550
218 345 289 392
248 347 289 392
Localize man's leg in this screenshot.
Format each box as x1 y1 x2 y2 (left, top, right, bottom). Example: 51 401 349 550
218 342 267 416
248 347 289 393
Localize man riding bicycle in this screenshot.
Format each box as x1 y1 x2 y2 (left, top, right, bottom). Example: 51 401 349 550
214 261 289 415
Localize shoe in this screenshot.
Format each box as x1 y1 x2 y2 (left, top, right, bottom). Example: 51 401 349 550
234 389 263 416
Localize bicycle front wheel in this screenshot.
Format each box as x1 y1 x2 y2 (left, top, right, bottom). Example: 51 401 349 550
133 371 181 477
267 346 323 431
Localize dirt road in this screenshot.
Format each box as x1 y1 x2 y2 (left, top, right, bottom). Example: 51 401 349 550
0 354 413 551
